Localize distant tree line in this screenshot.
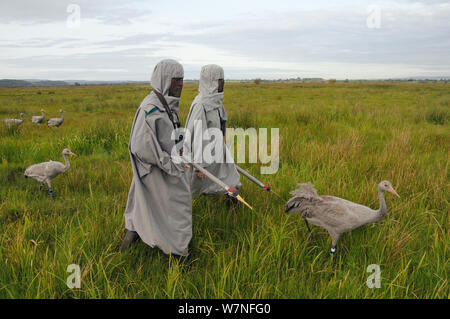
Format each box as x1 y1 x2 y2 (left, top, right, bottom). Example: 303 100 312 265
0 79 69 88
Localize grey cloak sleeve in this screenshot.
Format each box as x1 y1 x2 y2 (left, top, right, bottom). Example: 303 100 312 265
129 108 184 178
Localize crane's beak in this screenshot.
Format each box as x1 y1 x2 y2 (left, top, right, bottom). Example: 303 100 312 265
69 152 77 157
387 186 400 198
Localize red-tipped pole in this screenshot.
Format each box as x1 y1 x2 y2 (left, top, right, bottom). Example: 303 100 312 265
236 166 282 199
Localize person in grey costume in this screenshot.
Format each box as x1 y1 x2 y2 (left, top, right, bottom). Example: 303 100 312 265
121 59 192 257
185 64 241 198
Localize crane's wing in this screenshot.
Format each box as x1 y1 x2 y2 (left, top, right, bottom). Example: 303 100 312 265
321 195 376 216
45 161 65 178
46 118 57 126
31 116 42 123
285 183 323 218
4 119 20 126
25 160 64 180
25 162 49 181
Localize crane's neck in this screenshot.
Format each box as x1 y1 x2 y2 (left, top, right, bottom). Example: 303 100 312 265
60 112 64 120
375 189 387 221
62 153 70 172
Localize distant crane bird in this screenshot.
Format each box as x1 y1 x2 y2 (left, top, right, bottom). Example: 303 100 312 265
285 181 400 256
3 113 25 127
31 109 45 126
24 148 77 199
46 109 64 128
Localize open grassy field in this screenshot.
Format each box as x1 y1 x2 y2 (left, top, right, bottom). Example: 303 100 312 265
0 82 448 298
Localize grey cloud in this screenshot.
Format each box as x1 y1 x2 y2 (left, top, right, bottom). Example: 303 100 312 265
0 46 284 80
1 1 449 80
87 5 449 67
0 0 151 25
0 48 174 80
0 38 86 49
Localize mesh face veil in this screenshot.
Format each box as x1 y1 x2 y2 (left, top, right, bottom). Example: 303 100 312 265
169 77 184 97
218 79 224 93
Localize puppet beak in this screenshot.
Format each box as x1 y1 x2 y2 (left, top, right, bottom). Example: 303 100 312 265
236 195 253 210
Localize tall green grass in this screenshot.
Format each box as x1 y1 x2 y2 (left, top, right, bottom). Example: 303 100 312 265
0 82 448 298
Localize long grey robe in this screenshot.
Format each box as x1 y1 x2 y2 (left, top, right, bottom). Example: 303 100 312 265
185 64 241 197
124 59 192 256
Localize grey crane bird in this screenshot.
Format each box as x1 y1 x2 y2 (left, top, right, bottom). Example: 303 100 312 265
3 113 25 127
285 181 400 256
46 109 64 128
31 109 45 126
24 148 77 199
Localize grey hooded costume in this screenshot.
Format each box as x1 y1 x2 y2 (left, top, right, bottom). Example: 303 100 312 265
185 64 241 197
124 59 192 256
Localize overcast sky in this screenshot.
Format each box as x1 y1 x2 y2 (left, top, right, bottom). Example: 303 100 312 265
0 0 449 80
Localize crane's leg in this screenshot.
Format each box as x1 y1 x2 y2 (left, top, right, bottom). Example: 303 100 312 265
39 183 44 190
46 180 54 199
330 246 336 257
303 218 313 242
329 232 340 257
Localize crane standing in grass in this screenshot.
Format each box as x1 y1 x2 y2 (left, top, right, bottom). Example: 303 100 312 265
3 113 25 127
24 148 77 199
31 109 45 126
46 109 64 129
285 181 400 256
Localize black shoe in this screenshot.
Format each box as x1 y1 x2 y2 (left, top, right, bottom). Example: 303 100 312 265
225 194 238 208
120 230 140 252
